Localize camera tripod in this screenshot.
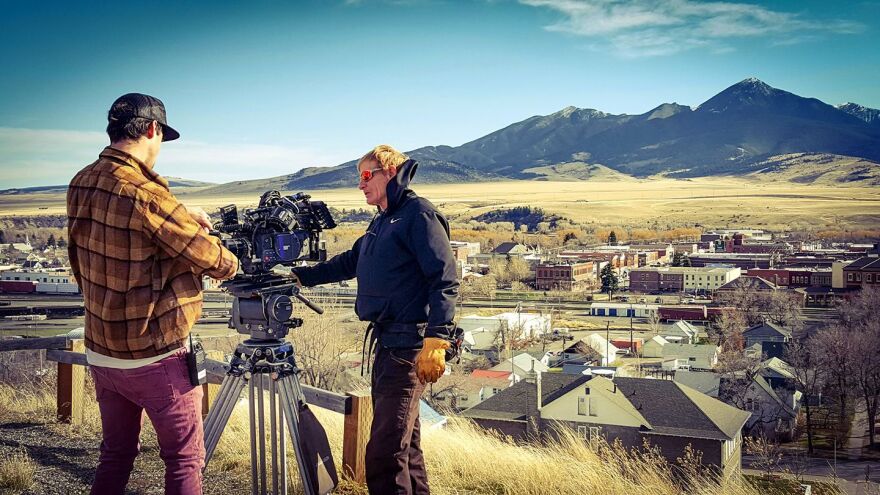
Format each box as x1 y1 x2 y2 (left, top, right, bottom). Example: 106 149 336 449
203 276 337 495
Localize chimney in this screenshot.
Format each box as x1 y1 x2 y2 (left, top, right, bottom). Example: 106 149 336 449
536 370 542 411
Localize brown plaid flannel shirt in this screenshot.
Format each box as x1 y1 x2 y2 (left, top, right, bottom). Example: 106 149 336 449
67 147 238 359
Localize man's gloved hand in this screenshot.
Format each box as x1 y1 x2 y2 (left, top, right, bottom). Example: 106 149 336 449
415 337 450 384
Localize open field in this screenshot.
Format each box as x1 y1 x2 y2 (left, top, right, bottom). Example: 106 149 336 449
4 177 879 231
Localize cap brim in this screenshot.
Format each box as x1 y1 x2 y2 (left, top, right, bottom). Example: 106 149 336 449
161 124 180 142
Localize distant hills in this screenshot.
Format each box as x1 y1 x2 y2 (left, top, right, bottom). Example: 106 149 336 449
202 78 879 193
5 79 880 195
0 177 215 195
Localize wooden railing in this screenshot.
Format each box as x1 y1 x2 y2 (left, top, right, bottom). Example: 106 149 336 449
0 331 373 484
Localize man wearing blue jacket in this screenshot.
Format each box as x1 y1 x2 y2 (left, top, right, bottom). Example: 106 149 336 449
293 144 459 495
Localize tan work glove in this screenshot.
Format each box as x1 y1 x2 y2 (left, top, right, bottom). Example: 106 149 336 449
415 337 450 384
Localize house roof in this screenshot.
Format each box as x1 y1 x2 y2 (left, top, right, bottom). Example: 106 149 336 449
663 320 699 338
674 370 721 397
760 357 795 380
493 242 530 255
845 256 880 270
472 370 511 379
717 276 778 292
743 322 792 339
646 335 669 346
462 373 590 422
464 374 750 441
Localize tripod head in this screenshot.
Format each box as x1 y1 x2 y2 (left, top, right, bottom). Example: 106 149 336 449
222 273 324 343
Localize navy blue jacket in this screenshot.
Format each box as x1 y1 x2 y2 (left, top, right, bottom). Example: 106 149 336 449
294 159 460 346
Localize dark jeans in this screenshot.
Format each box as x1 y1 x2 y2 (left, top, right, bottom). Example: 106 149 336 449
365 347 429 495
89 350 204 495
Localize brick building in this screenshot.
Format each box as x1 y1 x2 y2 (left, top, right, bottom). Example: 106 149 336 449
535 261 595 291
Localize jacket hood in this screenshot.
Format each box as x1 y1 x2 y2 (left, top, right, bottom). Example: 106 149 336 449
384 159 418 213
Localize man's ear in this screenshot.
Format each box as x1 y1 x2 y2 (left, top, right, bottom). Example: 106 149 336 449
386 166 398 179
146 121 159 140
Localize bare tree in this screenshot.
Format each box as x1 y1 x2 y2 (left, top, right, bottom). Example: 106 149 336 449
289 305 358 392
786 329 825 454
812 326 855 443
765 290 804 329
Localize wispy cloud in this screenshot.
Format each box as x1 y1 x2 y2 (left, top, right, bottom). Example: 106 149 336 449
0 128 350 189
520 0 865 58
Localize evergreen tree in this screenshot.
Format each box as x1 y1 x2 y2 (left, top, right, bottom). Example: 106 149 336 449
681 254 692 267
600 264 619 300
671 252 682 267
57 237 67 248
0 230 5 244
47 234 56 248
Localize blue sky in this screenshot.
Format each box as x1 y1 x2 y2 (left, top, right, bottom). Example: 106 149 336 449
1 0 878 188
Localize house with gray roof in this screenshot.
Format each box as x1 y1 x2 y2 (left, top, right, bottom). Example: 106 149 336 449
742 322 792 359
462 374 750 477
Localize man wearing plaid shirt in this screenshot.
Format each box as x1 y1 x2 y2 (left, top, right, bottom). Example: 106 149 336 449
67 93 238 495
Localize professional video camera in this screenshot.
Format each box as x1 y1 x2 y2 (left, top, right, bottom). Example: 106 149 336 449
210 190 337 342
212 190 336 275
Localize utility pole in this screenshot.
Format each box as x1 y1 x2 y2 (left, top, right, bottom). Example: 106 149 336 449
605 320 611 366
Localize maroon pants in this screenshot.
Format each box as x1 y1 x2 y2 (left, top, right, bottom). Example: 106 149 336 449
89 350 204 495
365 347 430 495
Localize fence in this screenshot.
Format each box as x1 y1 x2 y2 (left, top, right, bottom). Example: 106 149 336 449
0 331 374 484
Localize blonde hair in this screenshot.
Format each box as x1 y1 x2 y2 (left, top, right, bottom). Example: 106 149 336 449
357 144 408 171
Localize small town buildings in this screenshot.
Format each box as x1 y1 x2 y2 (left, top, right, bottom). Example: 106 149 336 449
462 374 750 478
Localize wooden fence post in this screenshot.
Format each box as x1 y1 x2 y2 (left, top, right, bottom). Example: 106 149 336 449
201 350 225 419
342 390 373 484
57 339 85 424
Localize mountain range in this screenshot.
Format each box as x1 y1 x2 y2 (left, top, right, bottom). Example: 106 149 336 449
199 78 879 193
4 78 879 195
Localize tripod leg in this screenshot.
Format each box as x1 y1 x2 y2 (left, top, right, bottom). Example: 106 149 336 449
204 374 247 465
249 374 258 495
277 375 316 495
279 388 287 495
269 376 280 495
257 373 268 495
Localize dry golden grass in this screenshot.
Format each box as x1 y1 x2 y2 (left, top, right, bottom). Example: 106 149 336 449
0 449 37 494
3 177 878 231
0 380 766 495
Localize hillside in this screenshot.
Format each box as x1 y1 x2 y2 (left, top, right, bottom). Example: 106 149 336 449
744 153 880 186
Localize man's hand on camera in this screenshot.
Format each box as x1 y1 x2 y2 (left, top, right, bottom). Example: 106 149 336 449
185 205 212 233
415 337 450 384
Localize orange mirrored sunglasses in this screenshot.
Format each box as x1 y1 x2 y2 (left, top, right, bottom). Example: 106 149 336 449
359 167 384 182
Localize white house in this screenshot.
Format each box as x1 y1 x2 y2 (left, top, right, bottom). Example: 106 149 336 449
642 335 669 358
489 352 549 382
661 320 700 344
459 312 551 341
584 333 623 366
661 344 719 371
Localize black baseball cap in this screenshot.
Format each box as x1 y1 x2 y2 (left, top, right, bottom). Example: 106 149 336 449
108 93 180 141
